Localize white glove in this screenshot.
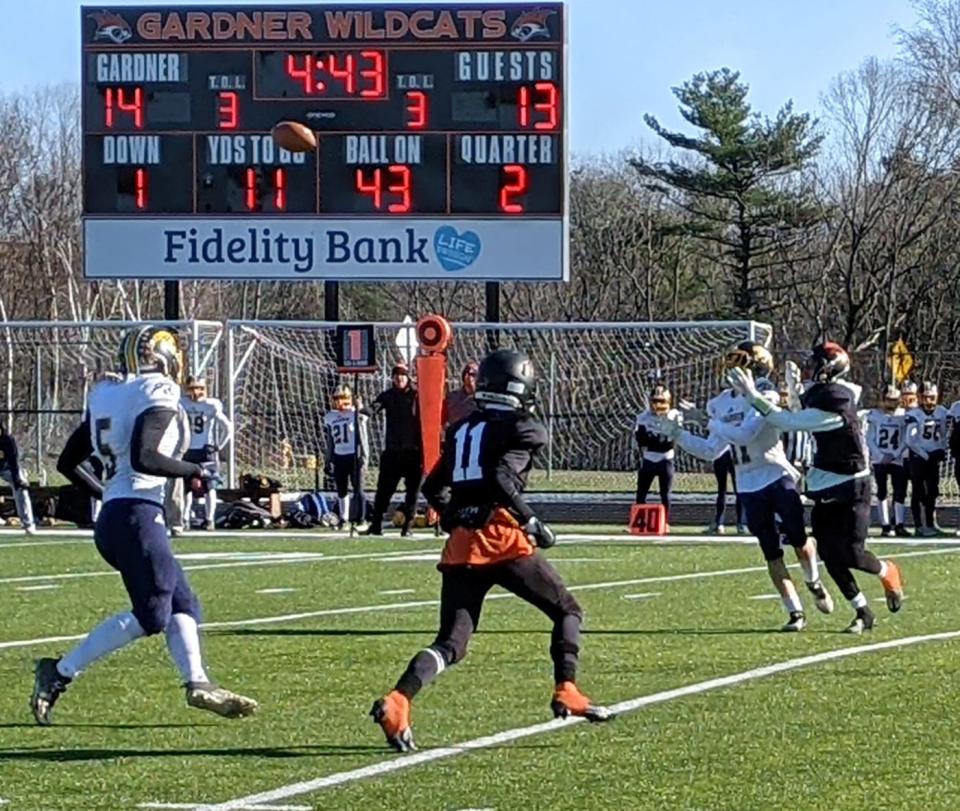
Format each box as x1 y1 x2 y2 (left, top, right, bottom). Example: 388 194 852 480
726 367 758 398
726 368 773 416
784 361 803 412
653 412 683 440
678 399 707 428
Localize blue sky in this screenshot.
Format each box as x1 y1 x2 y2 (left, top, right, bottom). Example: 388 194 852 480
3 0 919 155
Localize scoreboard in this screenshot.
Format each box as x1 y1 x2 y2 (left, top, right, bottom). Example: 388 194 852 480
80 3 568 281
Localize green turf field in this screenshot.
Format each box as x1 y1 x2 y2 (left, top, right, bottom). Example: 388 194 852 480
0 527 958 810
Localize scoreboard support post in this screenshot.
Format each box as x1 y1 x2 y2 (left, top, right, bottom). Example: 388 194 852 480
484 281 500 352
164 281 180 321
324 281 340 322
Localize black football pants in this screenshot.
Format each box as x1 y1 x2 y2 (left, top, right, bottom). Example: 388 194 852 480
394 554 583 699
370 448 422 529
909 453 942 528
713 451 743 527
810 477 882 602
636 459 673 520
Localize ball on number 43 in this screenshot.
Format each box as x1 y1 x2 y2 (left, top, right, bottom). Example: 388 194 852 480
271 121 317 153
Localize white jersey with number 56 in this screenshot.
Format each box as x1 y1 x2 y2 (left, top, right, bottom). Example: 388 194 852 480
87 373 189 505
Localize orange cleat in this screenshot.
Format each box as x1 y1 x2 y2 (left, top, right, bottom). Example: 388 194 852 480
881 560 904 613
550 681 615 723
370 690 416 752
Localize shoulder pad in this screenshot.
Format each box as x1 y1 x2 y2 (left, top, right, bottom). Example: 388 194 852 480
515 414 548 449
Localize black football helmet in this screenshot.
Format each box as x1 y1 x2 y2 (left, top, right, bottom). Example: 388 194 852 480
119 325 183 382
806 342 850 383
475 349 536 411
724 341 774 379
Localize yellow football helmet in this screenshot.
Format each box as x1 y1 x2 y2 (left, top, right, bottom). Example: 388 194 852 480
724 341 774 379
332 384 353 410
118 325 183 383
650 384 672 416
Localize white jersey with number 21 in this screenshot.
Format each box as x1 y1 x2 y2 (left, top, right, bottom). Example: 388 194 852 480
88 373 188 506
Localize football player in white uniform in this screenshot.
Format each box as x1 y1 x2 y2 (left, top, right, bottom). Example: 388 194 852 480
322 384 369 527
865 385 910 537
904 381 948 536
634 385 678 525
727 342 904 635
31 326 257 725
657 342 833 631
181 376 232 531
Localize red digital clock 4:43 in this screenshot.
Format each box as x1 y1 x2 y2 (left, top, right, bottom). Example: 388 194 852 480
256 51 387 99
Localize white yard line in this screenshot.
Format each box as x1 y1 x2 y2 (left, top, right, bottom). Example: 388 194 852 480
140 804 311 811
379 589 415 596
1 545 954 653
622 593 661 600
256 589 299 595
748 594 780 601
197 629 960 810
15 585 61 592
0 547 438 586
0 539 91 549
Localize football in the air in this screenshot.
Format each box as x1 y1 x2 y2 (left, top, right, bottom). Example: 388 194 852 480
271 121 317 152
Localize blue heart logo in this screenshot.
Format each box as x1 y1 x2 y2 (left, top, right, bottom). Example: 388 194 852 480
433 226 482 272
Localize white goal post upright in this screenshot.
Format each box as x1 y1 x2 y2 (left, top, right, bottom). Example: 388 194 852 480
223 320 773 492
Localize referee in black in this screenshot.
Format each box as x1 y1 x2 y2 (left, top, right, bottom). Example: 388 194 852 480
363 363 422 536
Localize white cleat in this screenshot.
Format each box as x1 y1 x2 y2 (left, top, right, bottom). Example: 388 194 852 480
24 525 37 536
186 683 258 718
781 611 806 632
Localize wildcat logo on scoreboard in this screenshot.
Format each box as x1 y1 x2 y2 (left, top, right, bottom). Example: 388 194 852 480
510 8 555 42
88 9 133 43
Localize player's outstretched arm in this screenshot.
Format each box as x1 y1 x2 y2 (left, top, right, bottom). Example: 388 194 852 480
726 368 843 434
132 408 205 479
57 419 104 499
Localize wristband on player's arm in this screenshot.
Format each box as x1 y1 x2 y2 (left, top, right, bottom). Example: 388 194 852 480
747 392 774 416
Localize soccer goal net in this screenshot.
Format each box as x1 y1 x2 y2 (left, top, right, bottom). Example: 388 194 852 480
225 320 773 494
0 320 224 484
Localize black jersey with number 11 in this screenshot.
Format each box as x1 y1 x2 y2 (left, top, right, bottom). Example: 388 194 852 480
423 409 547 527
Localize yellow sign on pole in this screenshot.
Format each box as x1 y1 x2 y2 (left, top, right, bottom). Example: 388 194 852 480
888 338 914 385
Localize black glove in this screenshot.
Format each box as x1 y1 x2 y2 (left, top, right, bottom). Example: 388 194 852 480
524 516 556 549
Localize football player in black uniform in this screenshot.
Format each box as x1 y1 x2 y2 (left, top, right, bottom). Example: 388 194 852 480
728 342 904 634
370 349 613 752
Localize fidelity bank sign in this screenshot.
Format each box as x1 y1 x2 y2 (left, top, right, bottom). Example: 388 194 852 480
83 219 566 281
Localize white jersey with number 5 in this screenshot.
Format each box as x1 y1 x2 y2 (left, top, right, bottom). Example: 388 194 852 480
88 373 188 505
182 396 229 450
679 386 798 493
